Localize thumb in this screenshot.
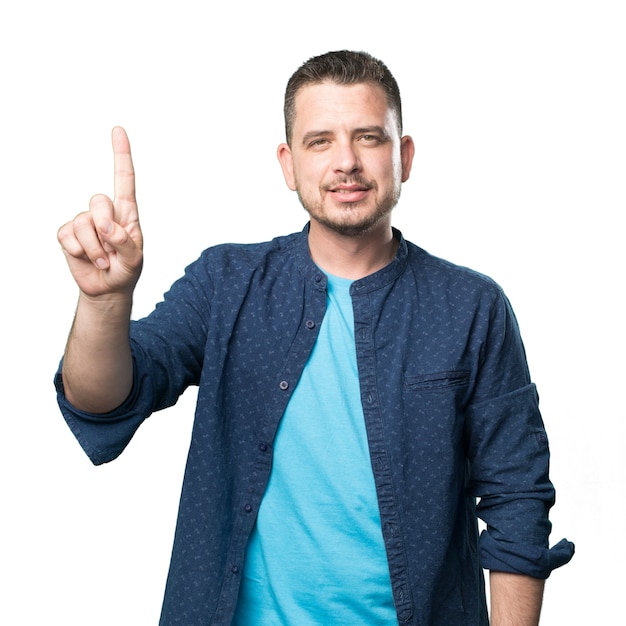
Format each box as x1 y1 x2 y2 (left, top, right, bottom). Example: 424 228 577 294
98 218 143 272
89 193 115 249
96 218 115 253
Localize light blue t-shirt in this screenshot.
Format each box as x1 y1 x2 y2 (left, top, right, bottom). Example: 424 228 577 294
233 273 397 625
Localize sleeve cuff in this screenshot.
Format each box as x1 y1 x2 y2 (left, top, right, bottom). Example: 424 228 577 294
54 359 149 465
479 531 575 579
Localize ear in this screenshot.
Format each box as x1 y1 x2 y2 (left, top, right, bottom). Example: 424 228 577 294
399 135 415 183
277 143 297 191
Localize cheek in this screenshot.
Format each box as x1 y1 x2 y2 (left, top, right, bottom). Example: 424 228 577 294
367 147 398 178
293 160 325 191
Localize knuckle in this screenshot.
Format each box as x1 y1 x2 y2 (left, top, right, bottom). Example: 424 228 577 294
89 193 109 205
72 211 93 230
57 222 71 241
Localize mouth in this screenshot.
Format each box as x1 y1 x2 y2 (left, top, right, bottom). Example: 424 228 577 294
328 183 371 203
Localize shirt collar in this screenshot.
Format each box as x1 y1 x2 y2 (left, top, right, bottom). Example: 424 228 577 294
293 223 409 294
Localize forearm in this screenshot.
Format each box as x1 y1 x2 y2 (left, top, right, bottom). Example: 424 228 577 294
62 292 134 413
489 571 545 626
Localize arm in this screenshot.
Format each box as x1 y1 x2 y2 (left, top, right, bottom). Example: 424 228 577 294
490 571 544 626
57 127 143 413
467 292 555 574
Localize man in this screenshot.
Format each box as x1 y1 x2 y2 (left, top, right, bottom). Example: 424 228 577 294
56 51 573 625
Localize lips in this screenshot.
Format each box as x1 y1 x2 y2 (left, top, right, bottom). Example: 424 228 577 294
328 183 371 203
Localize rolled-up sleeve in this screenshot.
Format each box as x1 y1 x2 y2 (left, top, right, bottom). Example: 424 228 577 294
54 252 212 466
465 291 574 578
54 344 158 465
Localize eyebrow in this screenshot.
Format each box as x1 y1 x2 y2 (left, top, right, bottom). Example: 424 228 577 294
301 125 391 146
301 130 332 146
354 126 391 139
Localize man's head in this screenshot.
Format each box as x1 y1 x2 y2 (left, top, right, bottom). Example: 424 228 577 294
277 51 414 239
284 50 403 147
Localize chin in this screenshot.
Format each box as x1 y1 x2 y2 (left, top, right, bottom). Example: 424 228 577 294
299 190 399 237
310 210 393 237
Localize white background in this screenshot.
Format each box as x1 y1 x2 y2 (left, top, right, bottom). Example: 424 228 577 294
1 1 624 624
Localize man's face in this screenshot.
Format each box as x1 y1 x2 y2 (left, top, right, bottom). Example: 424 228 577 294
278 81 414 237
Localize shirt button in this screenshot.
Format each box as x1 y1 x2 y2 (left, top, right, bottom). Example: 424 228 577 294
305 319 315 329
244 503 252 513
258 442 268 452
314 273 323 283
231 565 239 574
279 380 289 390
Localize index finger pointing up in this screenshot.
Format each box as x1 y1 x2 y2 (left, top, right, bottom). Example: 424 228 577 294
112 126 137 217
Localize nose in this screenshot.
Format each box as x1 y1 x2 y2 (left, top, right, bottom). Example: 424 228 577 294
331 139 361 175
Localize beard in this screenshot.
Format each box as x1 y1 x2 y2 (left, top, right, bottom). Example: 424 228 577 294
296 175 402 237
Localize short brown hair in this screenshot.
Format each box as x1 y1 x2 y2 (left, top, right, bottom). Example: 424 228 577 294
284 50 403 145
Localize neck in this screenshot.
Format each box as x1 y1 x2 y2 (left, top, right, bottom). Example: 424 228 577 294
307 220 398 280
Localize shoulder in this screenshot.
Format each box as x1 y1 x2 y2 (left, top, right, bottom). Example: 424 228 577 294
400 239 523 352
183 230 307 282
404 239 503 297
201 230 303 265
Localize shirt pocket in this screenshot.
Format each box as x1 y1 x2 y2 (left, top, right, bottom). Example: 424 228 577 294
403 370 471 392
401 370 471 452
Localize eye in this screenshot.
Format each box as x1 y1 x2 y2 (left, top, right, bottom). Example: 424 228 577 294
306 137 331 149
359 134 382 144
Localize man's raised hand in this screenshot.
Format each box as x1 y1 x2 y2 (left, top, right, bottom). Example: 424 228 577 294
58 127 143 298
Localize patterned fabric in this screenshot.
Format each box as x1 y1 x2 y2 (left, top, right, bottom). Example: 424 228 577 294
55 225 574 625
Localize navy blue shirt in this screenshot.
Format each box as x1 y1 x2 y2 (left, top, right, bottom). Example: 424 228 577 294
55 226 574 625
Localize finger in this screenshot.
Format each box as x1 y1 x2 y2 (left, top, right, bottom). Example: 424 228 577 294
60 204 111 269
57 218 93 260
90 193 142 270
89 193 115 237
85 194 116 268
111 127 137 222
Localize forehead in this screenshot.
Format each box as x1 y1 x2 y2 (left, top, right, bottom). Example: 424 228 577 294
292 81 396 135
